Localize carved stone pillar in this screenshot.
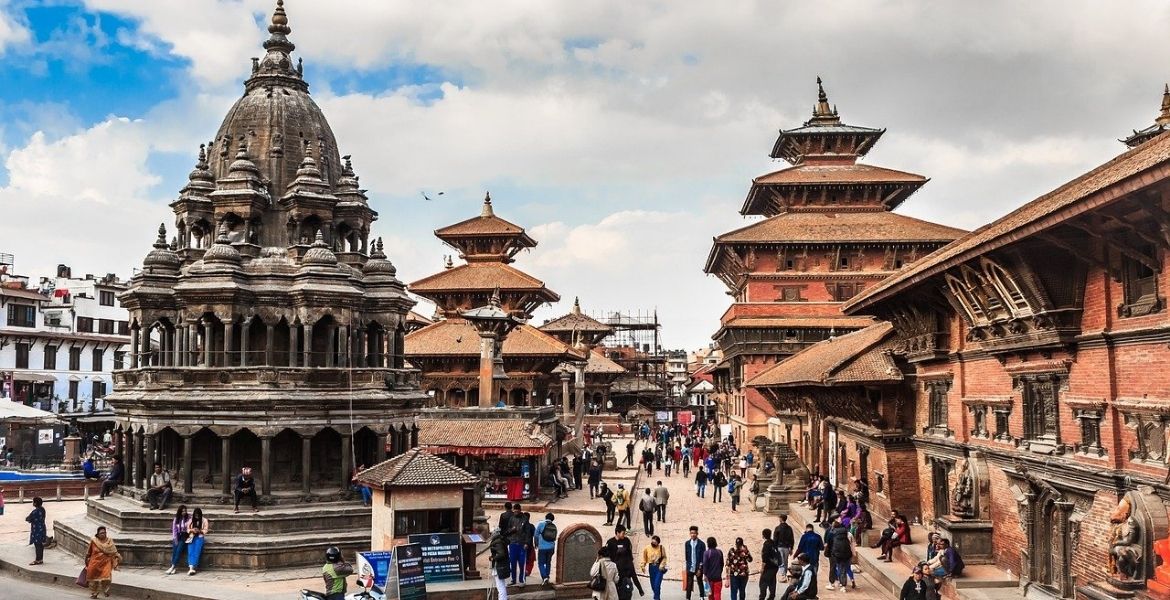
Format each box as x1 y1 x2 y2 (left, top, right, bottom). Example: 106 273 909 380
302 323 313 368
260 435 272 497
338 325 349 367
560 371 571 415
135 431 146 489
202 319 213 367
143 432 156 472
301 435 312 496
265 324 275 366
240 317 251 367
176 326 186 367
410 426 418 449
223 317 235 367
129 328 140 368
356 329 367 367
376 433 388 463
340 434 352 492
325 324 336 368
290 323 300 367
182 434 194 493
220 435 232 496
187 323 198 366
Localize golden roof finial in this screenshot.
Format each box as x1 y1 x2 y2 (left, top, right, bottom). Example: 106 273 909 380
811 76 838 121
481 191 494 217
1157 83 1170 126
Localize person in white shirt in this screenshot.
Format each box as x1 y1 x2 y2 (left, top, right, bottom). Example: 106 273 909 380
145 463 172 510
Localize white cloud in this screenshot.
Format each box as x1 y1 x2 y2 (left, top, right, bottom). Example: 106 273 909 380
0 0 30 55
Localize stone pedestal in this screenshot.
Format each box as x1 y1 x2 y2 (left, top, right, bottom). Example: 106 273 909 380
935 516 995 564
765 481 804 515
752 472 774 512
1079 582 1139 600
62 436 82 470
603 453 617 471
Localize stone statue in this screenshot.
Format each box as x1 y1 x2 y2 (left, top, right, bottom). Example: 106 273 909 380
951 460 975 518
1110 497 1143 581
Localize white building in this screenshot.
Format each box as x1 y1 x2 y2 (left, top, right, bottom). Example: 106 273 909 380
0 261 130 413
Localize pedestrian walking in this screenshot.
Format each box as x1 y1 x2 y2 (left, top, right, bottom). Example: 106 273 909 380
641 535 668 600
605 525 644 597
727 537 752 600
591 546 620 600
507 503 530 586
165 505 190 574
794 524 824 575
639 488 658 535
26 496 46 565
702 537 725 600
653 481 670 522
684 526 707 600
523 511 537 578
664 453 673 477
695 467 708 498
84 526 121 598
899 566 928 600
729 475 741 512
601 483 616 525
626 441 636 466
772 515 794 577
573 455 584 490
187 507 209 575
759 529 779 600
614 485 632 530
712 471 727 503
589 461 602 498
534 513 557 585
490 528 511 600
825 519 852 592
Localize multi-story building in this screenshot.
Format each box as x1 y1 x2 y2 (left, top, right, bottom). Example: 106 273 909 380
749 87 1170 599
0 260 129 413
703 79 965 446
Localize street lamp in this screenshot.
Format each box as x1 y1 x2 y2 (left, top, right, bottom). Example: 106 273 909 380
461 289 520 408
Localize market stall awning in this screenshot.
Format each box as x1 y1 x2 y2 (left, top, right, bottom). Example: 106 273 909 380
422 445 547 458
418 418 553 458
0 400 62 423
11 371 57 382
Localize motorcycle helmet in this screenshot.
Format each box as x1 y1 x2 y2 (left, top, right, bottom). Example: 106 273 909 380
325 546 342 563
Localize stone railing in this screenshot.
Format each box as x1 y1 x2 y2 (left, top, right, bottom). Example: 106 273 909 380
114 366 420 389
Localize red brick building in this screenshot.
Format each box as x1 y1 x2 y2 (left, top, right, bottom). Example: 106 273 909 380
751 89 1170 599
704 78 964 446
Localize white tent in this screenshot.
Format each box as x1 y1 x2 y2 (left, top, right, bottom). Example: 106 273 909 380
0 400 61 423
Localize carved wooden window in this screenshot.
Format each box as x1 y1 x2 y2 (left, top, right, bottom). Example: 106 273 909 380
1125 414 1168 464
1021 374 1061 443
945 274 983 324
981 258 1032 315
1120 240 1161 317
1073 409 1104 457
14 342 29 369
994 407 1012 441
874 472 885 494
776 286 804 302
970 405 989 438
925 380 951 436
830 282 864 301
930 459 951 517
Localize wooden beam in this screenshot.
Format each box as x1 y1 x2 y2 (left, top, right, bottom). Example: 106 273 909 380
1038 232 1121 281
1065 220 1161 273
1097 210 1168 250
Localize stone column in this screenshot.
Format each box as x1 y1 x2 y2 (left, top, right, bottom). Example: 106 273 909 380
339 325 349 367
574 362 587 438
265 324 275 366
477 332 496 408
223 317 235 367
560 371 571 415
376 433 388 463
290 323 300 367
260 435 272 497
220 435 232 495
340 434 352 492
302 323 313 367
143 432 156 470
123 428 135 488
356 329 367 367
135 432 146 489
176 326 186 367
410 427 418 449
325 324 336 368
182 434 194 493
202 319 213 368
301 435 313 496
129 328 140 368
240 317 251 367
187 323 198 366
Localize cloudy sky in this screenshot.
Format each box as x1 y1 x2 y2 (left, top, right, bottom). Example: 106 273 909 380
1 1 1168 350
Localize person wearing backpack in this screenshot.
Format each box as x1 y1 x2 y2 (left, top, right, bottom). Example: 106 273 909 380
489 527 511 600
534 513 558 585
614 485 632 530
591 546 620 600
729 475 742 512
826 519 854 592
712 471 728 503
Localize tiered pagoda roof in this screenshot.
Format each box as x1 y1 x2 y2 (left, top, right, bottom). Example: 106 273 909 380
1123 85 1170 148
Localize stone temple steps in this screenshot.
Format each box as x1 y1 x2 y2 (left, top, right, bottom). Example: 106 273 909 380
54 495 372 570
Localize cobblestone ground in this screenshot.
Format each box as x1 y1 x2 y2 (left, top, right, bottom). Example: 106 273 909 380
487 435 893 599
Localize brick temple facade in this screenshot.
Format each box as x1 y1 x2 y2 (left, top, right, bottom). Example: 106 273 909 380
750 87 1170 599
704 78 964 446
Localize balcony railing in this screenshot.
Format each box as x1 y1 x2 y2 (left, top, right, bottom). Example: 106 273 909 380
114 365 420 389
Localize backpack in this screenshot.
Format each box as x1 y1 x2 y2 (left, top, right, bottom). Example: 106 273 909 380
589 561 608 591
541 521 558 543
614 490 627 506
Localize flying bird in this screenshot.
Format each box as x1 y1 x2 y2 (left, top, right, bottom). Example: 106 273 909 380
421 191 445 201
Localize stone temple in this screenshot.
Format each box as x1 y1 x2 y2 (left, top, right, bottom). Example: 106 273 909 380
54 0 428 569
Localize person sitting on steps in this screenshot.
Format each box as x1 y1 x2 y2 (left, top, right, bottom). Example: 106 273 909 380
233 467 259 513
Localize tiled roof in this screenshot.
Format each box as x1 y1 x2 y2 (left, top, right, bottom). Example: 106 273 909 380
408 262 553 293
541 311 612 334
419 418 552 449
746 322 900 388
405 318 584 358
406 310 433 325
557 351 627 375
0 287 49 302
752 163 927 185
435 213 528 237
719 316 876 330
611 376 665 394
713 211 967 245
353 448 479 488
845 126 1170 313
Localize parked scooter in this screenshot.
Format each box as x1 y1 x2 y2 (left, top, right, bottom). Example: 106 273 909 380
298 586 384 600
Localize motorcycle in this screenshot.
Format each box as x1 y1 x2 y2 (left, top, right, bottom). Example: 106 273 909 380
299 585 385 600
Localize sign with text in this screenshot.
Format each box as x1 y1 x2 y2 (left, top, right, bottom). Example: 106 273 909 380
677 411 693 426
655 410 670 423
357 550 395 589
408 532 464 582
395 543 427 600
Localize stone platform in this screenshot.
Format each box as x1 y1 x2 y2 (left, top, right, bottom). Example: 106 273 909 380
54 493 371 570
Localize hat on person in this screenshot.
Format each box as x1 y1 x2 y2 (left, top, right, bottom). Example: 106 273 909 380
617 483 625 489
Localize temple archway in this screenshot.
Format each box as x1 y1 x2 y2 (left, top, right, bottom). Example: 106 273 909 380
229 428 262 476
272 429 302 487
190 427 221 490
312 428 343 484
353 427 378 470
510 388 529 407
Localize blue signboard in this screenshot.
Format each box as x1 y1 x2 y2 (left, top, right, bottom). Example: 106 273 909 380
357 550 395 589
408 533 465 583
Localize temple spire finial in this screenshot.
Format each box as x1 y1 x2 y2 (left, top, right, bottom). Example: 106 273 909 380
811 76 839 122
572 296 581 315
154 223 168 248
1158 83 1170 126
481 191 494 217
269 0 291 37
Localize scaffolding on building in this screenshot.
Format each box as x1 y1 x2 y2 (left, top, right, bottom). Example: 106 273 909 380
587 309 675 407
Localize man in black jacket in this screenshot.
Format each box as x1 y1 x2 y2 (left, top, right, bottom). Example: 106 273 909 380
572 455 584 490
760 528 779 600
683 525 707 600
604 525 644 597
772 514 795 578
507 504 531 586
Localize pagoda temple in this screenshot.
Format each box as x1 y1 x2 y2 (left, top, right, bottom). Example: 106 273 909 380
53 0 427 570
704 78 966 444
540 297 626 418
405 194 585 407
